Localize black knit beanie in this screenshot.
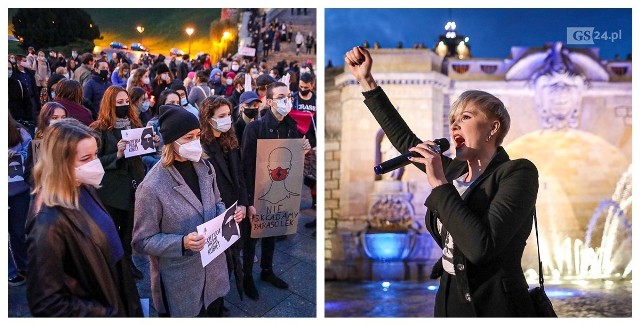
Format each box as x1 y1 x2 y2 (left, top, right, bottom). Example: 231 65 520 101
158 104 200 144
157 63 170 75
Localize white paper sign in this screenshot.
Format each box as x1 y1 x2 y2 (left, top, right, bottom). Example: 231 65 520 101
196 201 240 268
238 47 256 56
121 127 155 158
244 73 252 92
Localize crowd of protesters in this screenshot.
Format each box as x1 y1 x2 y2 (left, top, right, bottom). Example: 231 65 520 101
8 9 317 316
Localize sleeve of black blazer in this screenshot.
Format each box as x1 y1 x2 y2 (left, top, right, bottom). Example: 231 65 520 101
241 121 259 206
362 86 454 172
425 159 539 265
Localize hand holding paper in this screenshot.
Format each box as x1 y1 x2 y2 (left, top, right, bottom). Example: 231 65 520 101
281 73 291 87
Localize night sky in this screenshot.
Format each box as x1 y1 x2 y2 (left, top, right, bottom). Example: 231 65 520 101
325 8 632 66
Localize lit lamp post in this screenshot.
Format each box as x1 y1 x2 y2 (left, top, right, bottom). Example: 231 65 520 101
136 25 144 45
185 27 194 55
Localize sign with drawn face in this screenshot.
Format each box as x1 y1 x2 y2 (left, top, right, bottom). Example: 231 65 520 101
196 201 240 268
31 139 42 165
252 139 304 238
121 127 156 158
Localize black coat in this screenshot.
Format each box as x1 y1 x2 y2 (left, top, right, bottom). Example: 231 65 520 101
8 76 33 121
363 86 538 317
202 140 249 208
25 186 143 316
95 128 146 211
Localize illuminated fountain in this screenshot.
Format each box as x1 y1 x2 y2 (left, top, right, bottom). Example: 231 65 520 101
525 164 632 283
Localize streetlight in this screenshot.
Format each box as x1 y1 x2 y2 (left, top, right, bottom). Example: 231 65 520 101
136 25 144 45
185 27 194 55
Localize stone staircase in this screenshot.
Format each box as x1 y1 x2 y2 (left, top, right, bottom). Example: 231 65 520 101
259 8 317 71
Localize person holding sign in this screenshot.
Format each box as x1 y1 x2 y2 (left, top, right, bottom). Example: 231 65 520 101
200 96 248 300
132 105 230 317
26 118 142 316
241 81 311 300
90 85 150 280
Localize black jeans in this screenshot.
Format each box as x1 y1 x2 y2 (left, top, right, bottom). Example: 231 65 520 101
8 191 30 274
240 217 275 275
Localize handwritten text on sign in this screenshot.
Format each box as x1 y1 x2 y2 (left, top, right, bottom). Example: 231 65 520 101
121 127 155 158
196 201 239 268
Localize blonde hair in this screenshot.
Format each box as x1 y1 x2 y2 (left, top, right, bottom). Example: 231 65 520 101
161 142 179 167
449 90 511 146
32 118 99 209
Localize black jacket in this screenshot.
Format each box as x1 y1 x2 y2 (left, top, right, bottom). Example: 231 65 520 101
26 186 143 316
8 76 33 121
203 140 249 208
95 128 146 211
364 86 538 317
241 108 301 206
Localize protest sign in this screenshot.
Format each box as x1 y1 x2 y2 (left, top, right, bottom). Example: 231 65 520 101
252 139 304 238
31 139 42 164
121 127 155 158
196 201 240 268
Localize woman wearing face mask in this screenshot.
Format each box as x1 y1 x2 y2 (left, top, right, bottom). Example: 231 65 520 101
33 51 51 97
129 86 151 126
111 62 129 88
169 81 199 118
127 68 152 101
26 118 143 316
151 63 172 107
223 71 236 97
45 73 66 102
132 105 230 317
90 86 150 280
141 89 179 172
208 68 225 96
66 58 77 80
199 97 248 301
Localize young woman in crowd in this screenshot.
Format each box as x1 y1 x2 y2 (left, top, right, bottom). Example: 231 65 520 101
133 105 238 317
129 86 151 126
89 86 149 280
53 79 94 125
26 118 142 316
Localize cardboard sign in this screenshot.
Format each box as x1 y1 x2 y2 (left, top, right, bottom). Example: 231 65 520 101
196 201 240 268
252 139 304 238
121 127 155 158
31 139 42 165
238 47 256 57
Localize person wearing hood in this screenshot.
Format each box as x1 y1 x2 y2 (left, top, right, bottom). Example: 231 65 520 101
132 105 231 317
208 68 226 96
83 60 113 115
224 71 236 97
90 86 156 281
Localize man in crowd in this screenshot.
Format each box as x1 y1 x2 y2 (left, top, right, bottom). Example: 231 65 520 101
73 53 95 87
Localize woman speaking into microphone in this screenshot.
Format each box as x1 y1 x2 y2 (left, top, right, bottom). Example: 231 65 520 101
345 46 539 317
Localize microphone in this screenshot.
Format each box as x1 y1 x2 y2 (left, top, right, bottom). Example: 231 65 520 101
373 138 450 175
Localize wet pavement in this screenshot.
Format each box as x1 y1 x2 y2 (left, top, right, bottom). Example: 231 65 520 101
8 187 317 318
325 280 632 317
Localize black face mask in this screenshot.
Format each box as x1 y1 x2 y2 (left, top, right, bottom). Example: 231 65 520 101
115 105 130 118
244 108 258 119
99 69 109 80
299 89 311 96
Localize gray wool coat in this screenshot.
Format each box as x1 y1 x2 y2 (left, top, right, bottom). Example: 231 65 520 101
132 159 229 317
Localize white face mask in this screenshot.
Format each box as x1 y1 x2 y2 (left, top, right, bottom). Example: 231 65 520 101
175 138 202 162
226 78 233 85
160 73 169 81
180 97 188 107
75 158 105 187
143 77 150 85
211 116 232 133
141 100 150 112
275 98 292 116
20 62 31 68
231 64 239 71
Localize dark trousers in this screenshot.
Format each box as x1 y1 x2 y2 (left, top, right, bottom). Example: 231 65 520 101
8 191 30 274
197 297 224 317
105 205 134 256
240 217 275 275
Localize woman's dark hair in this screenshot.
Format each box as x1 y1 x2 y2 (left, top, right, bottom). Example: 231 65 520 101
8 112 24 147
199 96 238 153
152 89 180 117
129 87 147 106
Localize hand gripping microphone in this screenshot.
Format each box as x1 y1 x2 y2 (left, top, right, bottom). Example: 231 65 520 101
373 138 450 175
